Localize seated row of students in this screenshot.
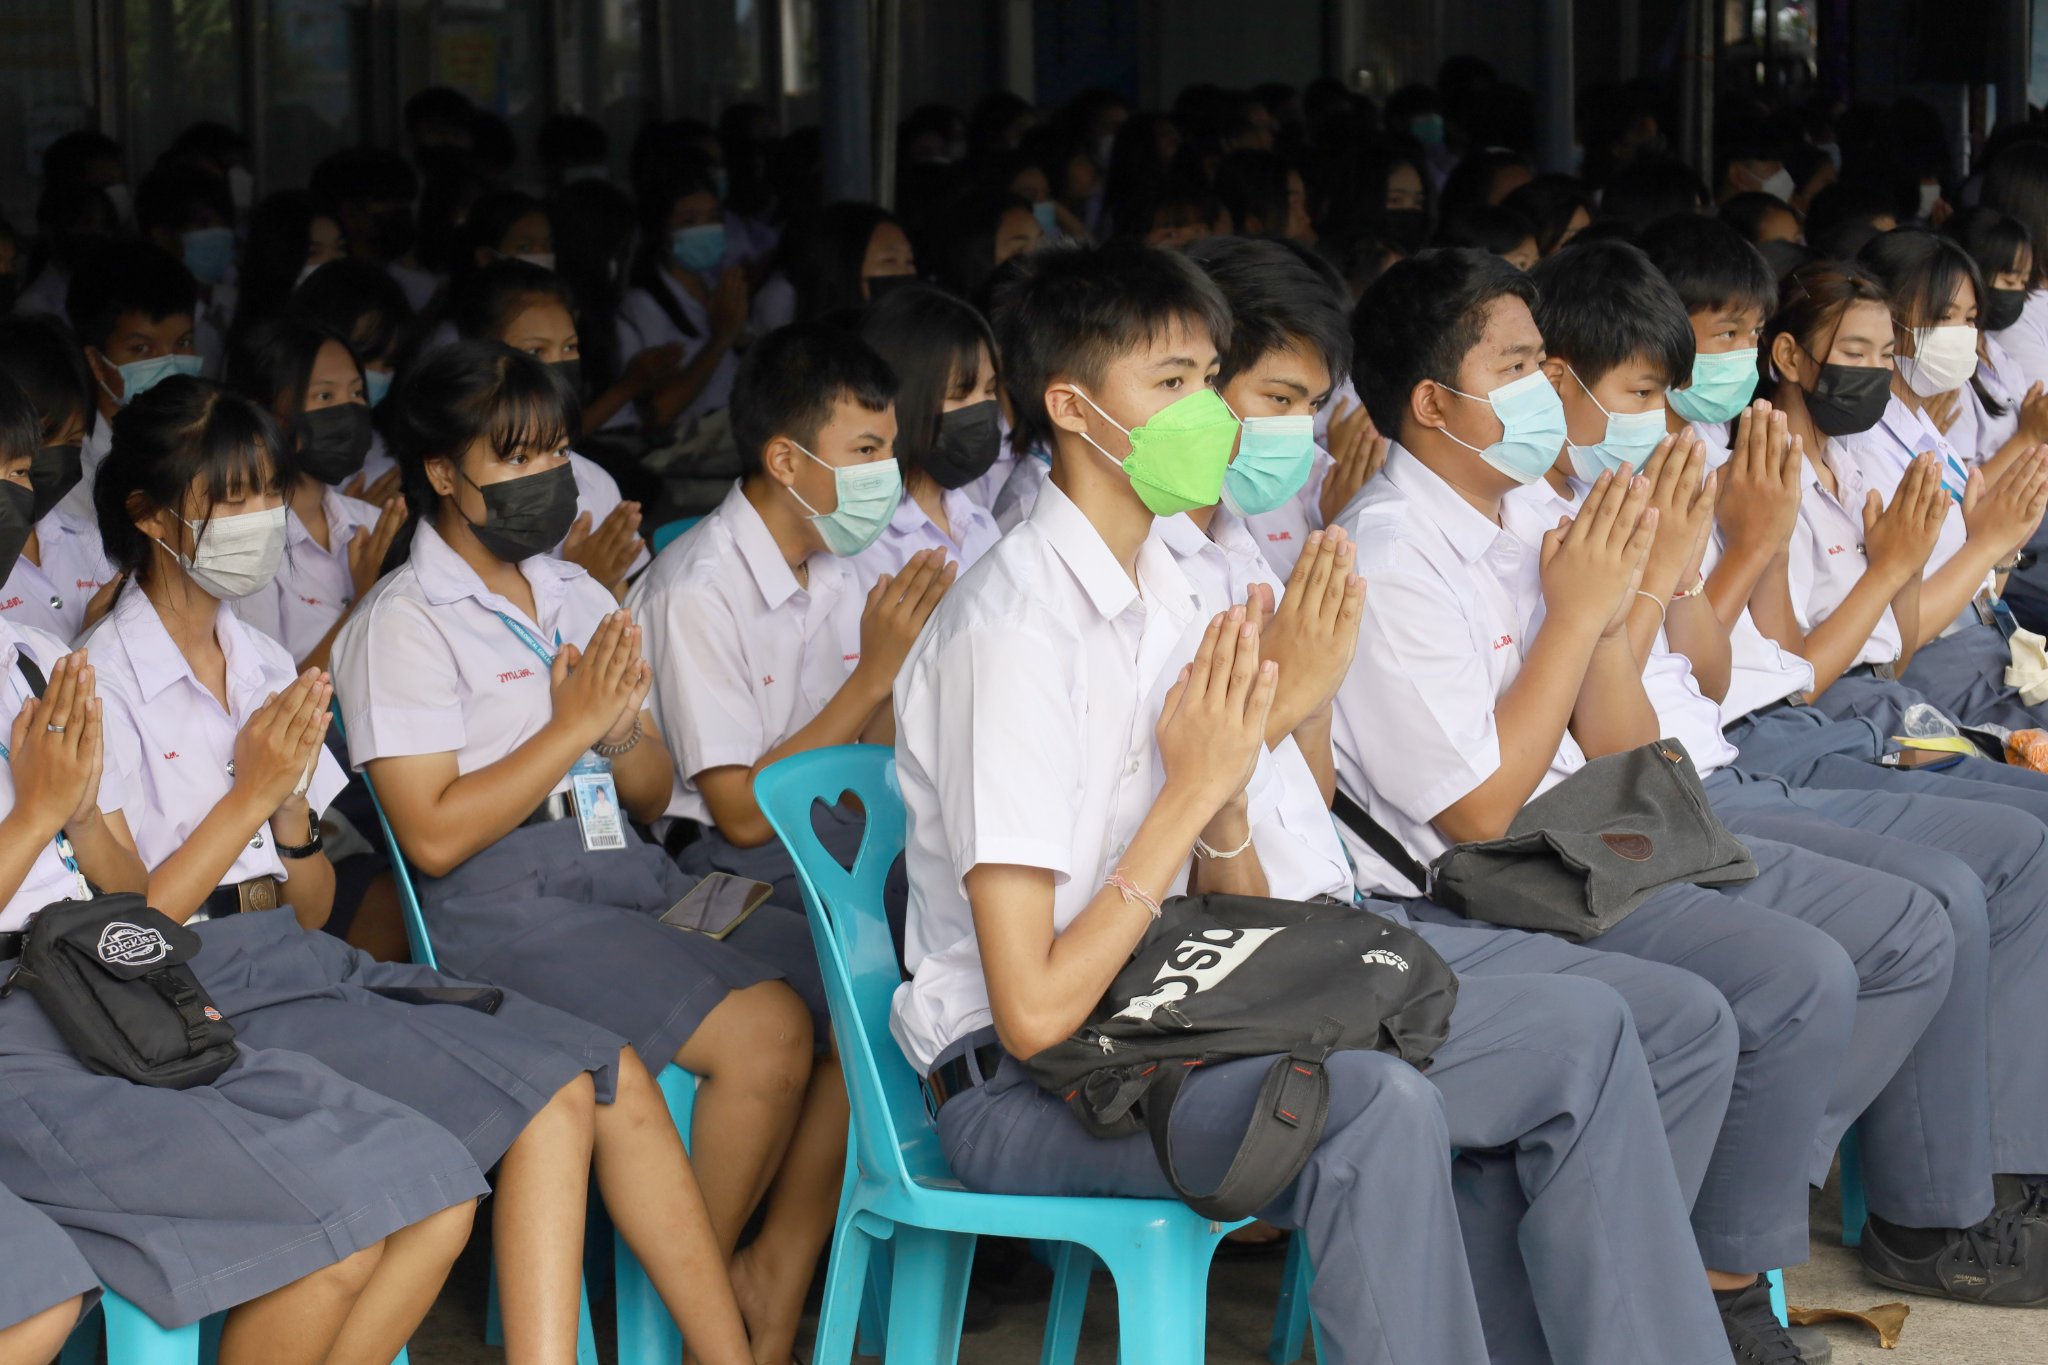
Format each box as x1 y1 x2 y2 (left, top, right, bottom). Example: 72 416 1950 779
10 213 2048 1365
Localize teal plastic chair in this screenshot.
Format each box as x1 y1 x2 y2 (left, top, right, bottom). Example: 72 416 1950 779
1838 1123 1868 1248
60 1288 409 1365
755 745 1244 1365
346 710 689 1365
650 514 702 555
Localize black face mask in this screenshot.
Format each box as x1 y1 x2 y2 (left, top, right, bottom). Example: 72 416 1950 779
369 206 417 261
925 399 1002 489
1379 207 1429 256
1804 361 1893 438
29 443 82 522
1982 287 2027 335
457 461 579 563
548 359 584 405
0 480 33 585
864 272 918 302
297 405 375 485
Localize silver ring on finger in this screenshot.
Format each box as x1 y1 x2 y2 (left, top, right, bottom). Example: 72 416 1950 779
45 724 65 734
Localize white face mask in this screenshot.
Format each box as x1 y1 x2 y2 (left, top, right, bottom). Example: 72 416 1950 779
1918 182 1942 222
228 166 255 212
1897 323 1979 398
155 505 287 600
514 252 556 272
1759 167 1796 202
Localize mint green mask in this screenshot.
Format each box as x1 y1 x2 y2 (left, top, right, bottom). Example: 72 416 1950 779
1666 347 1760 425
1219 399 1316 516
1077 387 1237 516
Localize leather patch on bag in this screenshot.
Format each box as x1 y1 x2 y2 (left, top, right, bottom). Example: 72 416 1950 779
1601 832 1655 862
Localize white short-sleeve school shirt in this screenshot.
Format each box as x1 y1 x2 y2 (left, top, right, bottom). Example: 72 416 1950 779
231 486 381 661
87 585 347 887
331 519 617 800
1327 445 1586 896
0 619 132 930
616 271 739 425
624 481 864 826
1830 398 1989 608
359 430 398 489
0 552 77 641
850 486 1001 593
991 451 1050 533
560 451 651 579
890 479 1205 1072
1997 290 2048 392
1791 442 1904 669
1950 337 2028 467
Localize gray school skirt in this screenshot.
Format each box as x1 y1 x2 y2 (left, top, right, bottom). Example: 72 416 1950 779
192 910 627 1172
0 1181 97 1330
417 820 824 1075
0 990 485 1329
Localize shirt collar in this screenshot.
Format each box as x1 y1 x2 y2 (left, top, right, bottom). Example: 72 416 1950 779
722 480 839 611
410 519 585 628
1029 478 1201 626
111 584 269 706
288 486 377 550
1382 442 1508 564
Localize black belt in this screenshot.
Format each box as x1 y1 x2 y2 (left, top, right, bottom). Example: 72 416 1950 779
198 876 284 920
0 931 21 962
926 1042 1005 1111
522 790 579 828
1844 661 1898 682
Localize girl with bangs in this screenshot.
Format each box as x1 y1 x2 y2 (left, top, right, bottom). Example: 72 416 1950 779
332 342 845 1364
81 372 757 1365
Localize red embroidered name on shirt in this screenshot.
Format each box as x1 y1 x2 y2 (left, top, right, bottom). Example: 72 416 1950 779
497 667 535 683
1827 545 1850 556
74 579 99 592
1492 634 1514 650
842 653 860 663
0 597 20 611
161 751 178 760
761 675 776 686
1266 531 1293 542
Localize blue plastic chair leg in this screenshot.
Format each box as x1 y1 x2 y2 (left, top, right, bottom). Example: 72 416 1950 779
1097 1233 1216 1365
103 1291 201 1362
814 1211 889 1365
1041 1244 1095 1365
1766 1267 1789 1326
1839 1123 1867 1248
1266 1232 1313 1365
880 1225 976 1365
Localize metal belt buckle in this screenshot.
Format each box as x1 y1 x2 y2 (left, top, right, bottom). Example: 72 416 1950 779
238 877 281 913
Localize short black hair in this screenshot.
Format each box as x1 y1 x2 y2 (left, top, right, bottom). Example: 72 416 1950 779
729 323 898 480
0 313 94 443
1636 213 1777 321
448 258 577 344
1501 173 1595 255
1598 158 1709 233
1350 247 1536 439
1185 235 1351 394
134 163 234 236
387 342 575 522
1805 181 1898 261
992 240 1231 455
1859 226 1984 331
289 258 414 367
227 317 361 468
1436 202 1538 258
1717 191 1802 247
1214 150 1294 237
65 240 197 352
0 372 40 472
1946 205 2034 285
404 86 475 138
1529 238 1694 388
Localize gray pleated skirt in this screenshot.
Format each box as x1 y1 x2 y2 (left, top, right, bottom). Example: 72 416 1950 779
192 909 626 1171
417 820 813 1075
0 990 485 1328
0 1181 97 1330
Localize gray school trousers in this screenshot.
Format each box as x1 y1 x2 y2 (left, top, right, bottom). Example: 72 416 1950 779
935 970 1731 1365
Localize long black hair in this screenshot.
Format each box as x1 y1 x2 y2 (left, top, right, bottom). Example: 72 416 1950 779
94 376 287 582
859 285 996 480
0 313 94 444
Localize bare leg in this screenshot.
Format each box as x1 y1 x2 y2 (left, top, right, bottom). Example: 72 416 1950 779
343 874 413 963
321 1201 477 1365
0 1293 86 1365
729 1052 849 1365
592 1050 753 1365
491 1075 599 1364
671 982 814 1252
216 1243 383 1365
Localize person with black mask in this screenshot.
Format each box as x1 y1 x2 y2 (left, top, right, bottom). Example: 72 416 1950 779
854 284 1006 578
0 314 104 642
225 319 405 672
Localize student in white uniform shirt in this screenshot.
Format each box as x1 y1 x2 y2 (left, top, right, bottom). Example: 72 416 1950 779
336 343 842 1363
628 323 951 910
1750 260 2048 740
448 260 649 593
1981 144 2048 390
224 319 406 668
1519 237 2048 1303
0 316 105 640
1329 248 1900 1359
897 237 1733 1365
851 284 1003 587
616 157 747 436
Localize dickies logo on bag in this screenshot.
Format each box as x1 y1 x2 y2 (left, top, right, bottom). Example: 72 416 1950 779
1359 948 1409 971
97 921 173 967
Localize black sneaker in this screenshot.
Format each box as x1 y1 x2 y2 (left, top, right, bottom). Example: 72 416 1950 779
1859 1203 2048 1306
1717 1278 1809 1364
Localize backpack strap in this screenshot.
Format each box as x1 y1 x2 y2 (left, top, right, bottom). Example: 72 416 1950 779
15 653 46 699
1331 788 1431 894
1143 1018 1341 1222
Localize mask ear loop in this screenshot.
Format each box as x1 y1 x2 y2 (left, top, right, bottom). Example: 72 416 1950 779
780 441 834 520
1069 388 1136 472
1429 380 1497 457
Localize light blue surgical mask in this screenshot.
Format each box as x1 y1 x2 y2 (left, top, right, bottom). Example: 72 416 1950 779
1665 347 1759 425
785 443 903 556
364 368 394 408
1563 368 1667 481
1410 114 1446 148
1032 201 1059 236
105 352 204 406
671 222 727 273
1437 369 1569 485
1218 400 1316 517
182 226 236 285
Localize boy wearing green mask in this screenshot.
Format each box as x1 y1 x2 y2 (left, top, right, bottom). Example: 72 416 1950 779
627 321 954 912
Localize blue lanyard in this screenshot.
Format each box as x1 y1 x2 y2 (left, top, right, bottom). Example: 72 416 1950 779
493 610 561 668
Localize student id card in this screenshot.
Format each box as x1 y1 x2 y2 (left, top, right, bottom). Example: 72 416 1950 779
570 754 627 852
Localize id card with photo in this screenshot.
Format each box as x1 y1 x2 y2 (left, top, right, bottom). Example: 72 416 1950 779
570 755 627 852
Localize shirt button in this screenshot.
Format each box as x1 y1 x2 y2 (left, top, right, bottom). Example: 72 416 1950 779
1127 759 1141 775
250 834 264 849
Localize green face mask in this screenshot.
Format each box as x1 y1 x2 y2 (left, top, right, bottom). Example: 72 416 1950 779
1075 386 1237 516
